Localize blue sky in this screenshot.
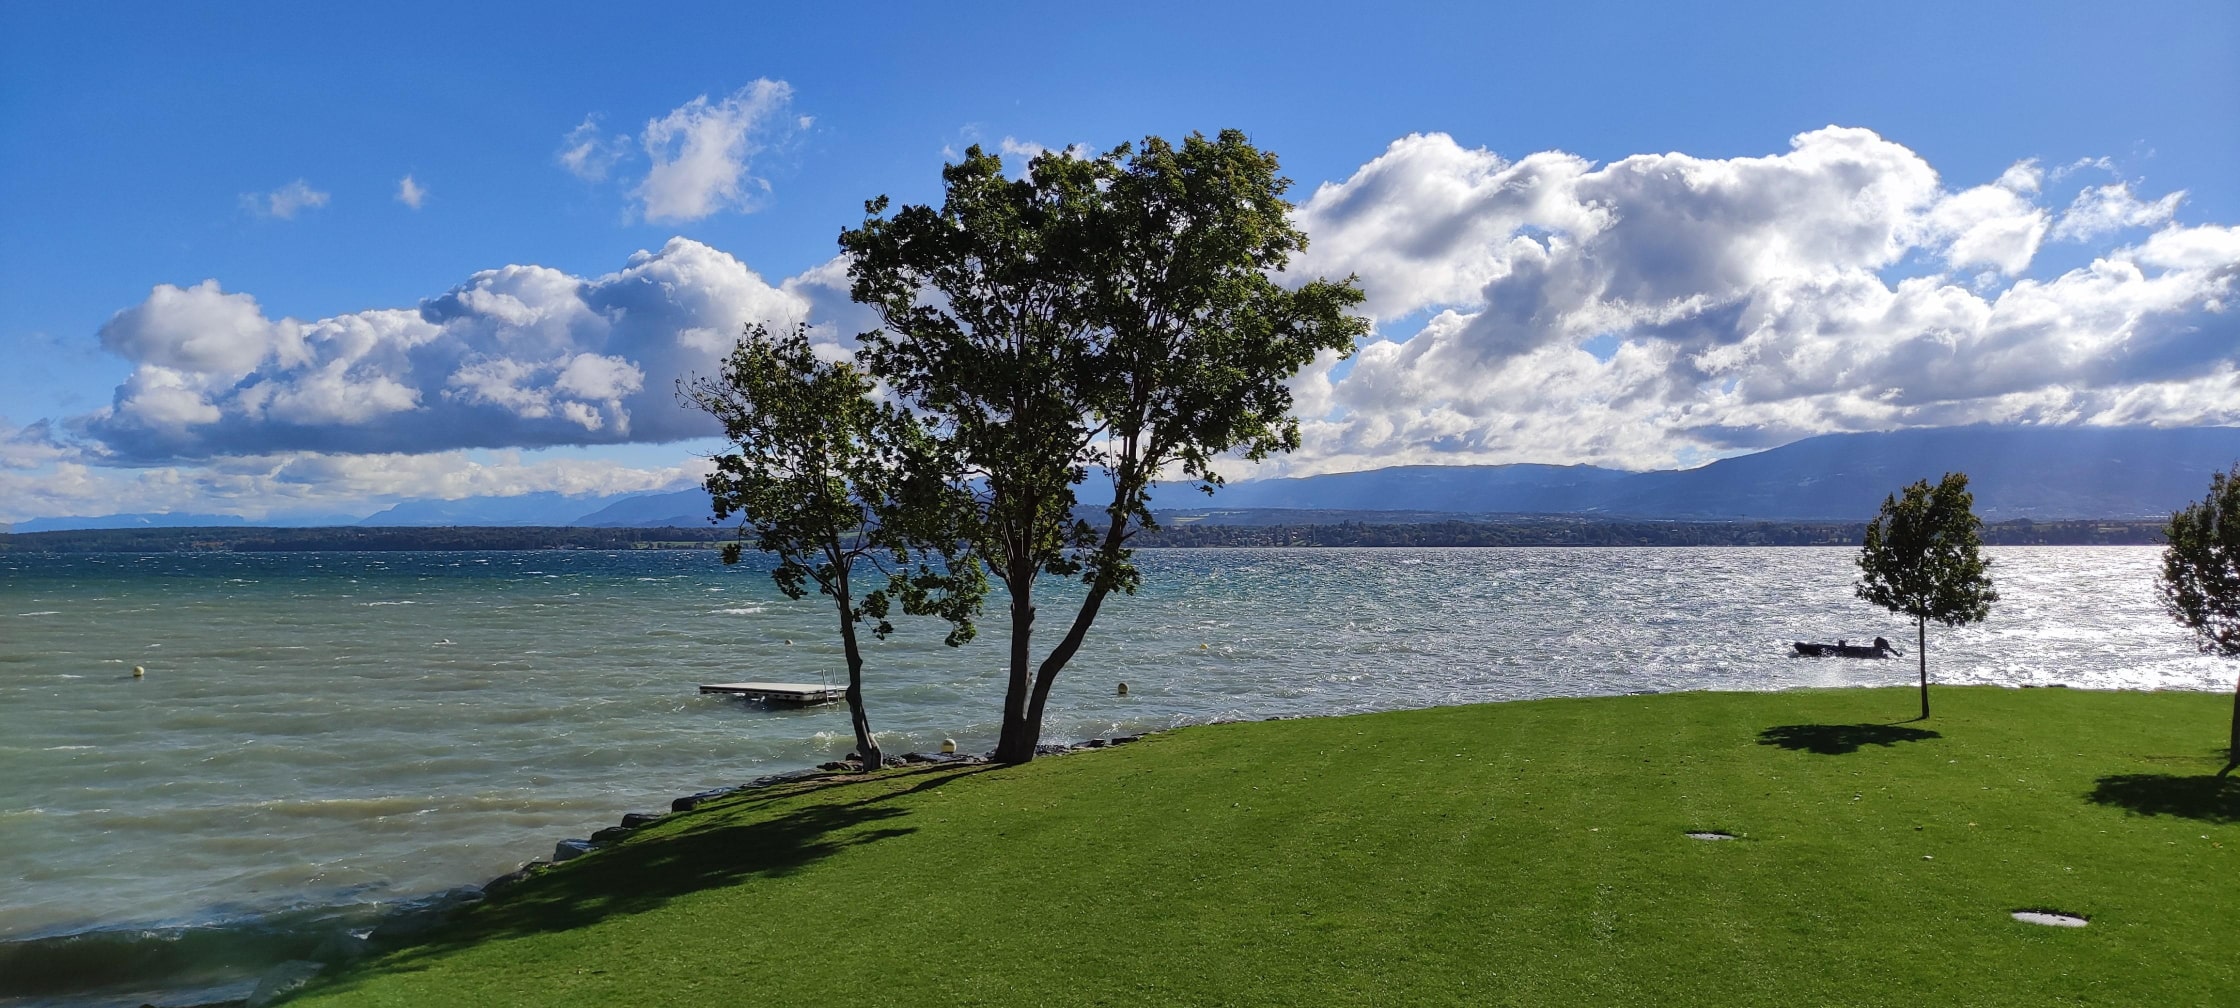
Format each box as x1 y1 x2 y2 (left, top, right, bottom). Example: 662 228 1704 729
2 1 2236 523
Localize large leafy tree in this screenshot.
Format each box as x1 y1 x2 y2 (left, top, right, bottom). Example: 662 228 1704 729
2159 463 2240 776
842 132 1368 764
680 323 982 770
1856 472 1998 720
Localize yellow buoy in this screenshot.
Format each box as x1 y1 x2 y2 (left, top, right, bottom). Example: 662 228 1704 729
132 665 145 678
940 738 957 754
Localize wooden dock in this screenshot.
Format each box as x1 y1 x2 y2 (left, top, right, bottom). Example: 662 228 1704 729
699 681 845 704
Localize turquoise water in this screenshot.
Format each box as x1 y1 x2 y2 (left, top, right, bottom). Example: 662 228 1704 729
0 546 2216 1003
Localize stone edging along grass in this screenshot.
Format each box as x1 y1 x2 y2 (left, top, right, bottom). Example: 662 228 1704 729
266 730 1171 997
512 732 1158 883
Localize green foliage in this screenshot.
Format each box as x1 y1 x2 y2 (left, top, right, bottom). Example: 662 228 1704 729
841 131 1367 761
2159 463 2240 772
1856 472 1999 626
680 323 984 764
1856 472 1997 719
1074 132 1372 583
2160 464 2240 657
681 322 981 644
842 147 1102 592
292 688 2240 1007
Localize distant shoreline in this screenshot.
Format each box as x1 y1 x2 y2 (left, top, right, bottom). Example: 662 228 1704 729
0 517 2169 553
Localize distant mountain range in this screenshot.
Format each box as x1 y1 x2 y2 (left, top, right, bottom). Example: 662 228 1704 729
1178 463 1633 514
10 425 2239 533
1180 426 2240 521
573 489 719 528
355 490 651 527
8 511 258 532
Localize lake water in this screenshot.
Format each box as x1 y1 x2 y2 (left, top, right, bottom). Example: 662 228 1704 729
0 546 2220 1004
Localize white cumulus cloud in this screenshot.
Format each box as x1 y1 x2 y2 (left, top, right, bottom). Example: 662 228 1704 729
558 83 804 222
76 239 847 461
1279 127 2240 473
396 174 427 209
0 447 709 525
634 80 797 223
242 179 331 219
1921 161 2048 275
56 126 2240 490
0 419 73 470
96 278 311 381
2051 182 2184 242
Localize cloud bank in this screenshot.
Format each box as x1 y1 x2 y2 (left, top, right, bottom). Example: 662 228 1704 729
1282 127 2238 472
0 429 707 524
55 127 2240 493
78 238 861 462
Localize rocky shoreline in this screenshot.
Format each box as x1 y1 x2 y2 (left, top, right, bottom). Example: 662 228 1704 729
101 733 1155 1008
520 733 1150 876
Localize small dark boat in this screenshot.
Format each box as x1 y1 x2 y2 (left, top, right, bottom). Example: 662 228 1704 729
1793 639 1899 659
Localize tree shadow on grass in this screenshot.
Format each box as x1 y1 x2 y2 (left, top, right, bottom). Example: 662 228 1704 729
2086 772 2240 824
350 763 997 975
1757 723 1943 755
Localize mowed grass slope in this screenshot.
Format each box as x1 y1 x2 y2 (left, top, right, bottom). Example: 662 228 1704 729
292 687 2238 1007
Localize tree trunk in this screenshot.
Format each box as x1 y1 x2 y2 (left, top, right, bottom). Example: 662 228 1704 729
1019 579 1116 755
992 568 1039 765
836 600 878 771
1916 615 1930 721
1017 518 1135 754
2223 673 2239 777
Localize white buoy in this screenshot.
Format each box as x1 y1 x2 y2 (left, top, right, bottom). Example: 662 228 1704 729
132 665 145 678
940 738 956 754
1116 681 1129 696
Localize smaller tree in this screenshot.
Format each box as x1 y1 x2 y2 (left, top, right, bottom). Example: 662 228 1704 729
1856 472 1998 720
681 323 982 770
2158 463 2240 776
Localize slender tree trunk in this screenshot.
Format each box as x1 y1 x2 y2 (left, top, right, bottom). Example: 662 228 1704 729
1021 586 1107 742
836 598 879 770
1020 517 1134 747
1917 615 1930 721
2222 674 2239 777
1021 577 1115 748
993 562 1039 765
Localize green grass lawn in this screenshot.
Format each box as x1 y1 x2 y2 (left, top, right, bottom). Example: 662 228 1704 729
290 687 2239 1007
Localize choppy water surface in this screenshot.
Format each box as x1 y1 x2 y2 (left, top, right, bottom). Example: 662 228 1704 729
0 546 2216 1002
